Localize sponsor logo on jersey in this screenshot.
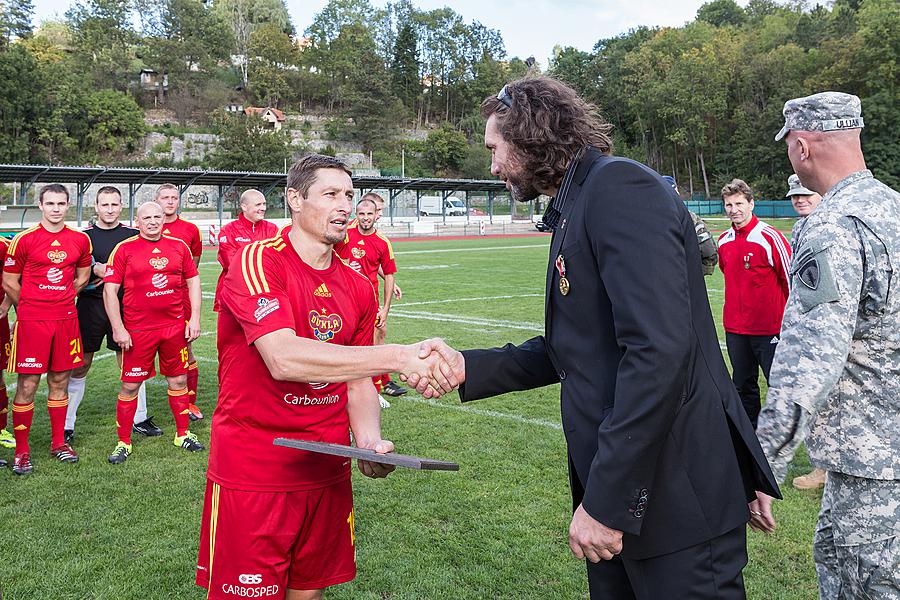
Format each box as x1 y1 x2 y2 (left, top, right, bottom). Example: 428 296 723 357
4 257 14 267
149 257 169 270
18 357 44 368
151 273 168 289
239 574 263 585
283 392 341 406
253 297 280 322
129 367 150 377
105 265 114 277
309 309 343 341
47 267 64 284
351 247 365 259
219 235 228 243
235 236 251 242
348 260 362 273
47 250 68 264
313 283 332 298
221 582 279 597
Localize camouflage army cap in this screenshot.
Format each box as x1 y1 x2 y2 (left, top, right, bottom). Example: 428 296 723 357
786 174 815 197
775 91 864 141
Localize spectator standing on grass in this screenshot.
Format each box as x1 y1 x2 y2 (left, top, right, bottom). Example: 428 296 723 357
750 92 900 598
214 189 278 312
717 179 791 428
783 174 827 492
64 187 160 444
154 184 205 422
409 76 780 599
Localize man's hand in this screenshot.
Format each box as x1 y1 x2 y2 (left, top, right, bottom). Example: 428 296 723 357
569 504 623 563
113 326 132 351
185 317 201 343
393 284 402 300
375 306 389 329
92 262 107 279
748 491 776 534
356 438 396 479
397 340 461 398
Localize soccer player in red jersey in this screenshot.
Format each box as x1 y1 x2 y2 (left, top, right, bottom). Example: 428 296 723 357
154 183 205 422
2 184 92 475
336 196 401 401
214 189 278 312
198 154 457 600
103 202 203 464
0 235 14 461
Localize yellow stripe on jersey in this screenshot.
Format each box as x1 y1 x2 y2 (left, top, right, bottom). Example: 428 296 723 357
6 321 18 371
66 226 94 254
162 234 193 254
375 231 395 259
7 225 40 256
245 244 264 295
254 243 270 293
106 235 140 266
206 481 220 600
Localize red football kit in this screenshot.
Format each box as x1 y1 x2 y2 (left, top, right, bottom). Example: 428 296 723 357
198 231 377 597
105 235 198 382
4 224 92 373
717 215 792 336
160 216 202 311
214 214 278 311
0 237 10 434
335 223 397 302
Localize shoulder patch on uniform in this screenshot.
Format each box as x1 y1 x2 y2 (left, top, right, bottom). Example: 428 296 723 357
792 240 840 313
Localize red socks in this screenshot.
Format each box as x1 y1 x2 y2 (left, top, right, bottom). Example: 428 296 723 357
116 393 138 445
168 387 191 437
12 401 34 455
47 396 68 448
187 361 199 406
0 386 8 430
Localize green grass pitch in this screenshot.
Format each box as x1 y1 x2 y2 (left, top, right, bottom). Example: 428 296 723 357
0 226 821 599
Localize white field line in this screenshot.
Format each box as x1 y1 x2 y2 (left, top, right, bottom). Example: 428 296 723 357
399 395 562 430
390 309 543 332
394 293 543 308
395 243 547 255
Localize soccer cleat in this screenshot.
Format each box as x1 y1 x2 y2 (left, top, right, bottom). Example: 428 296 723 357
12 453 33 475
64 429 75 445
50 443 79 464
188 404 204 422
792 468 826 490
108 441 132 465
133 417 163 437
378 395 391 409
0 428 15 449
382 381 408 397
174 432 205 452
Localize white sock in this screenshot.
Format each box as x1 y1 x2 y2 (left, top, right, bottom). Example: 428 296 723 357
65 376 87 430
133 381 148 424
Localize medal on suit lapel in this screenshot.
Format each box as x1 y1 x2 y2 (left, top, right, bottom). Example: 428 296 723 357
555 254 570 296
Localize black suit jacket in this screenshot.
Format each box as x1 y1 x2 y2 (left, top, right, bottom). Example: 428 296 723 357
460 150 780 560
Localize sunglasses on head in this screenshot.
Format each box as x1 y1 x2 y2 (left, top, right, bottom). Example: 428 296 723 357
496 85 512 108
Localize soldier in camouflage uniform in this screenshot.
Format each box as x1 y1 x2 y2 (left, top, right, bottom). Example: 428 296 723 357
784 174 827 491
750 92 900 599
662 175 718 275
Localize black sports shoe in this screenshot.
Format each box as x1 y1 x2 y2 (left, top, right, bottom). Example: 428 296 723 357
175 432 205 452
133 417 163 437
382 381 408 397
0 457 7 468
12 453 33 475
64 429 75 445
108 442 131 465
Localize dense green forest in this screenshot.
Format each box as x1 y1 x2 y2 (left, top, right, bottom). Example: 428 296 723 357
0 0 896 196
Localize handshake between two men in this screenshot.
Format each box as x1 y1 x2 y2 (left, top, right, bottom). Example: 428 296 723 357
397 338 466 398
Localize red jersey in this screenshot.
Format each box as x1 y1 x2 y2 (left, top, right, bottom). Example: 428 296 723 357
105 235 199 330
214 214 278 311
717 215 792 335
210 231 378 492
161 216 202 258
3 224 92 321
335 224 397 293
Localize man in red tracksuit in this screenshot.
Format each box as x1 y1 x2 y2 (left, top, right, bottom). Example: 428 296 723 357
214 189 278 312
717 178 791 428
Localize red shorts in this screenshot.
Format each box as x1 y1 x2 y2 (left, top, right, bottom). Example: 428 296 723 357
121 323 189 382
0 315 9 369
7 318 83 374
196 478 356 597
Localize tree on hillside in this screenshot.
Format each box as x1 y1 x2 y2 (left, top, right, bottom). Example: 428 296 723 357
248 22 298 107
81 90 146 158
212 0 293 88
0 0 33 48
423 122 467 176
0 44 44 161
390 20 419 114
210 111 292 172
67 0 135 91
697 0 746 27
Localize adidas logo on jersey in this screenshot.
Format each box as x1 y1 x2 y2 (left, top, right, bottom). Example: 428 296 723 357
314 283 332 298
152 247 161 254
50 240 61 247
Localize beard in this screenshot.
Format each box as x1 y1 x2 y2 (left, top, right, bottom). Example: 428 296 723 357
506 168 540 203
324 230 346 245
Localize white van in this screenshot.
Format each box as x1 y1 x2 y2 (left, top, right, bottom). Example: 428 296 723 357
419 196 466 216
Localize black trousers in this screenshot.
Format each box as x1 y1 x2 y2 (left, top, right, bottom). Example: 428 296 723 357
725 332 778 428
587 525 748 599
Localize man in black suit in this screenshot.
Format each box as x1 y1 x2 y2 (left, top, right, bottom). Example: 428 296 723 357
410 76 781 598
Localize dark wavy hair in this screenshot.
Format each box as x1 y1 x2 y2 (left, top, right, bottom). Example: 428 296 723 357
481 76 613 193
